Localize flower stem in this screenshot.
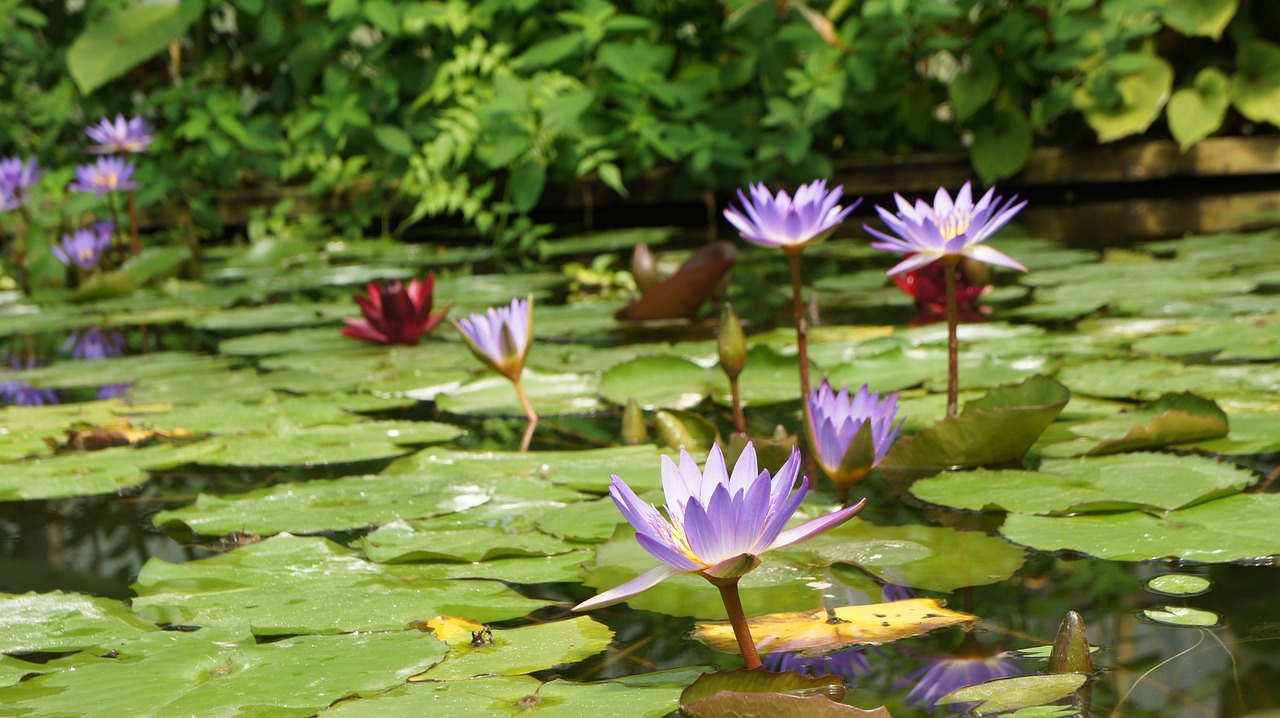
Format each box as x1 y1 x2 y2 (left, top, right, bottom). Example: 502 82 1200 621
106 191 124 251
127 189 140 257
711 577 761 669
728 374 746 435
512 375 538 453
786 250 811 405
942 255 960 417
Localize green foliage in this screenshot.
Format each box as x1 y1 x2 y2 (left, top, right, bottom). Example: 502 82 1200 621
3 0 1280 260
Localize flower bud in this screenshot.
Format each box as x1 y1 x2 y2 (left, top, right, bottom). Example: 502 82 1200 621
621 398 648 445
631 243 659 293
717 302 746 380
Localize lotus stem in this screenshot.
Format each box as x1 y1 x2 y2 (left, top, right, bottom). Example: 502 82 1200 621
106 191 124 251
786 249 812 410
127 189 140 256
513 375 538 453
943 255 960 417
708 576 761 669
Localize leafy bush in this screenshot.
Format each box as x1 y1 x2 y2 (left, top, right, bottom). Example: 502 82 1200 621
2 0 1278 258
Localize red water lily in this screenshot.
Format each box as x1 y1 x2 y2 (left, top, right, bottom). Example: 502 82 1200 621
342 274 450 345
893 254 992 325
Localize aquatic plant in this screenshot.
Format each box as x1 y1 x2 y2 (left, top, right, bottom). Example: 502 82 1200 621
0 357 58 407
51 223 114 272
865 183 1025 415
574 442 866 668
725 180 859 407
342 275 450 346
0 157 41 211
85 114 154 155
62 327 125 360
807 381 904 503
893 254 992 325
70 156 137 196
456 295 538 452
898 638 1027 713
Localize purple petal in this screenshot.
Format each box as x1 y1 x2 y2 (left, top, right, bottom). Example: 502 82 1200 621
966 244 1027 272
635 532 702 571
770 498 867 550
572 565 679 611
885 252 941 276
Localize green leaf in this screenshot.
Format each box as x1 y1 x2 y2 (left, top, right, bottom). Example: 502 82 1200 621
1144 573 1213 597
0 442 220 501
512 33 584 70
373 125 415 156
949 52 999 120
120 246 194 286
509 157 547 213
1141 606 1221 627
881 376 1071 477
363 0 400 34
911 452 1256 515
1000 492 1280 562
1075 393 1229 455
1232 40 1280 125
1159 0 1237 40
0 592 158 654
938 674 1088 715
67 0 205 94
1168 68 1229 150
361 522 575 563
679 669 891 718
600 355 720 410
972 105 1033 182
1076 56 1173 142
436 369 603 416
412 617 613 680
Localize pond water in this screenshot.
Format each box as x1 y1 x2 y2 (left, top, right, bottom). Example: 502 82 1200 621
1 216 1278 717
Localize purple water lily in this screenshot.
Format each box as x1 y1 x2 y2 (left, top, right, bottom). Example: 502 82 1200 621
69 156 137 196
0 156 41 211
864 182 1027 275
0 357 58 407
724 180 859 251
85 114 154 154
52 223 114 271
808 381 904 500
455 296 533 382
763 647 872 682
899 644 1028 713
573 442 866 611
62 327 125 360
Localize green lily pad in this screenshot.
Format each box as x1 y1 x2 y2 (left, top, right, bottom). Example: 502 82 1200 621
413 616 613 681
189 301 356 334
0 442 219 501
0 625 448 718
383 445 664 494
0 656 41 688
131 535 553 634
218 326 360 357
436 369 604 416
0 592 158 654
1074 393 1228 455
535 497 627 542
910 453 1256 515
1129 314 1280 360
1057 358 1280 401
600 354 721 410
1000 492 1280 562
3 353 233 390
320 674 679 718
398 550 594 584
361 521 575 563
881 376 1070 477
938 673 1088 715
1144 573 1213 597
1141 606 1222 627
679 669 890 718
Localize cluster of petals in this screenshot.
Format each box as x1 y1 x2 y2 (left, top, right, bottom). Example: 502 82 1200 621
865 182 1026 275
0 357 58 407
85 114 154 154
455 296 533 381
52 222 114 271
62 327 126 361
808 381 904 488
0 157 41 211
70 156 137 196
724 179 859 250
573 443 865 611
342 274 449 346
899 649 1026 712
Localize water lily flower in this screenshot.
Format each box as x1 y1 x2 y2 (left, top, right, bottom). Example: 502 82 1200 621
455 296 533 383
455 295 537 451
62 327 125 360
763 647 872 682
51 223 114 271
864 182 1027 275
342 274 450 346
899 640 1027 713
574 442 866 612
808 381 904 501
724 180 859 251
69 156 137 195
85 114 154 154
0 357 58 407
0 156 41 210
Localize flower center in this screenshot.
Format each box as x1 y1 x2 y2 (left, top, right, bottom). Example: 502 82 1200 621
937 212 971 240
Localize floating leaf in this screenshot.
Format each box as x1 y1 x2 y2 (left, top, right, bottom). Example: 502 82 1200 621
436 369 603 416
1000 492 1280 562
1144 574 1213 597
679 669 891 718
361 521 575 563
1076 393 1228 455
0 592 158 654
410 616 613 681
938 674 1088 715
0 442 219 500
1141 606 1221 628
692 599 977 656
911 453 1255 515
881 376 1070 477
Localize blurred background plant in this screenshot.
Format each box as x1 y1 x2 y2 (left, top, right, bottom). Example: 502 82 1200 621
1 0 1276 266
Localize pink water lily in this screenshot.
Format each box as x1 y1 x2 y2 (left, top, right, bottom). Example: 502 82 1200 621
574 442 865 611
865 182 1026 275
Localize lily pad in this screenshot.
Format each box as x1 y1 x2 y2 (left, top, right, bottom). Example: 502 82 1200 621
1144 574 1213 597
938 673 1088 715
383 445 664 494
0 442 219 501
1074 393 1229 455
410 616 613 681
361 521 575 563
131 535 553 634
1000 492 1280 562
910 453 1256 514
600 354 722 410
0 592 158 655
1141 606 1222 627
678 668 890 717
436 369 604 416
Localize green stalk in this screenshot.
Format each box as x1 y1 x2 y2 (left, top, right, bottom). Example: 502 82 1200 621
786 249 812 406
127 189 140 256
942 255 960 417
513 375 538 453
